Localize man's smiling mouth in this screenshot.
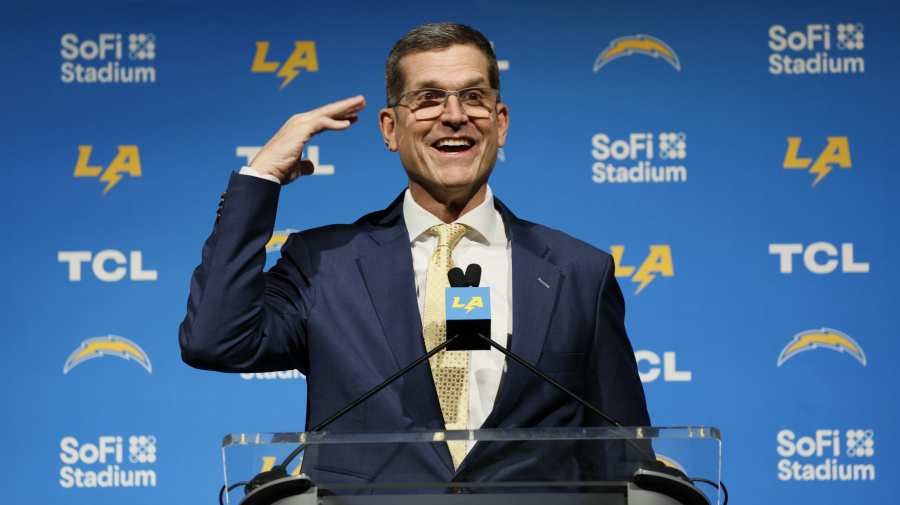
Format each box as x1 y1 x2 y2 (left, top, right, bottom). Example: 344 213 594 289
433 138 474 153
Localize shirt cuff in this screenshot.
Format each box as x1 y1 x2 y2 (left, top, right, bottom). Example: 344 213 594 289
239 166 281 185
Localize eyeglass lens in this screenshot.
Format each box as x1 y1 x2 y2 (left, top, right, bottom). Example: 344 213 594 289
407 88 496 120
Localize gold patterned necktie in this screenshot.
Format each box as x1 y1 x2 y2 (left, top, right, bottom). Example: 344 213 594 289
422 223 470 469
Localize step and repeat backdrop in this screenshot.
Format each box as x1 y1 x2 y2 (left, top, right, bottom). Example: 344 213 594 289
1 0 897 503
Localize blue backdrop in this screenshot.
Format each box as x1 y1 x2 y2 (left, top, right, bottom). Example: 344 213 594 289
1 0 897 503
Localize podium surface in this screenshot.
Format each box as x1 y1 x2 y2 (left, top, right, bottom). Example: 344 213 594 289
222 427 721 505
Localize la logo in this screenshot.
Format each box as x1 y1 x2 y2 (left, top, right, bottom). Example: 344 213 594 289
251 41 319 90
452 297 483 313
783 137 851 186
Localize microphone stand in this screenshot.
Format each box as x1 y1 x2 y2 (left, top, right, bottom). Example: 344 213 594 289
472 332 623 428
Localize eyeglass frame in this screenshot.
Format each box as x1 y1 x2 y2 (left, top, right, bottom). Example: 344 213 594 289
389 87 501 119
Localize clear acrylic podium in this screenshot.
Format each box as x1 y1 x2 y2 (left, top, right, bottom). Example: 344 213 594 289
222 427 722 505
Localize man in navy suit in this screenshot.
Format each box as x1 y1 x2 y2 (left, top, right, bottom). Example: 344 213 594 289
180 23 650 491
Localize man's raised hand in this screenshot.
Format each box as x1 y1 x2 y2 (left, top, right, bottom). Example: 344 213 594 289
249 95 366 184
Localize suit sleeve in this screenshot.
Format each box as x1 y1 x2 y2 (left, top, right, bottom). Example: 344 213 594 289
578 253 653 479
591 253 650 426
178 172 312 374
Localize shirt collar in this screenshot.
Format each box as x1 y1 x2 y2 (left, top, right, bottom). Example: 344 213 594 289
403 185 498 244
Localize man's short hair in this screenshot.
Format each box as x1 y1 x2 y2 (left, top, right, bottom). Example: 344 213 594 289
385 22 501 107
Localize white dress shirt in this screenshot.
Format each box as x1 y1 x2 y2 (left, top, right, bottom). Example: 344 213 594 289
402 186 511 442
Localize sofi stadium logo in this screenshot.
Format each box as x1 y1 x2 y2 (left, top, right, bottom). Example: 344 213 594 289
593 34 681 72
60 435 157 488
63 335 152 374
777 328 866 367
61 33 156 84
777 429 874 481
768 24 865 75
591 133 686 184
611 245 674 295
252 41 319 90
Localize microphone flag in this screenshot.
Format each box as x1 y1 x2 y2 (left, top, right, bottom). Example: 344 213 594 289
445 287 491 351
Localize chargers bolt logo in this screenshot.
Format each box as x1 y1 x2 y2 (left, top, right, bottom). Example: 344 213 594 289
777 328 866 367
63 335 152 374
593 34 681 72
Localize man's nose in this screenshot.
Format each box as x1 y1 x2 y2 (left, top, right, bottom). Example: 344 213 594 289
440 93 468 125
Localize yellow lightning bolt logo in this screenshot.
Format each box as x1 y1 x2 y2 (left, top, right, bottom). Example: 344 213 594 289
593 34 681 72
808 137 851 186
613 245 674 295
631 266 656 296
252 41 319 90
452 297 484 314
783 137 851 186
74 145 141 194
100 145 141 194
277 42 318 89
63 335 152 374
777 328 866 367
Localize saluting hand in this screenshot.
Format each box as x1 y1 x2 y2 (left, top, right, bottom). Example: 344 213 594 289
249 95 366 185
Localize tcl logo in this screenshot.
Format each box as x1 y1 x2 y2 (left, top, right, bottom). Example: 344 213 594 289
58 250 157 281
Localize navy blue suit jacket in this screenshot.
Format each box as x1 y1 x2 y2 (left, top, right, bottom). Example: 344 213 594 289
180 173 650 490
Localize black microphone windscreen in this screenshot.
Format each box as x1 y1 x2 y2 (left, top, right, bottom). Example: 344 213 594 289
464 264 482 287
447 267 465 287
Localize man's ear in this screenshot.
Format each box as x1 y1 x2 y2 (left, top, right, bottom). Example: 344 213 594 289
379 108 398 152
496 102 509 148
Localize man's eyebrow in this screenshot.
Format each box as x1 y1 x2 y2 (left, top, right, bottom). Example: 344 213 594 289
412 78 489 89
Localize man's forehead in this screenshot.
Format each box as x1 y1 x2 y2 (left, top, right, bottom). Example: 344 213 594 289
398 44 490 88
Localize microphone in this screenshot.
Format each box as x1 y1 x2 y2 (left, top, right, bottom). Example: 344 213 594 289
463 263 481 288
445 264 491 351
447 266 466 288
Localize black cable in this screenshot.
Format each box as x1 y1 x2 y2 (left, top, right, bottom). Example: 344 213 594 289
220 481 250 505
689 478 728 505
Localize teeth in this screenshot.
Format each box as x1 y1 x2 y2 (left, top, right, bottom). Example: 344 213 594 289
436 138 473 148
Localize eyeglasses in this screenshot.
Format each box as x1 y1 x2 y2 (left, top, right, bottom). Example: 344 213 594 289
391 87 500 120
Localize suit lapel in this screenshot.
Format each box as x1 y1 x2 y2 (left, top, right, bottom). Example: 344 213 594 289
468 201 562 453
354 194 455 472
457 200 562 473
